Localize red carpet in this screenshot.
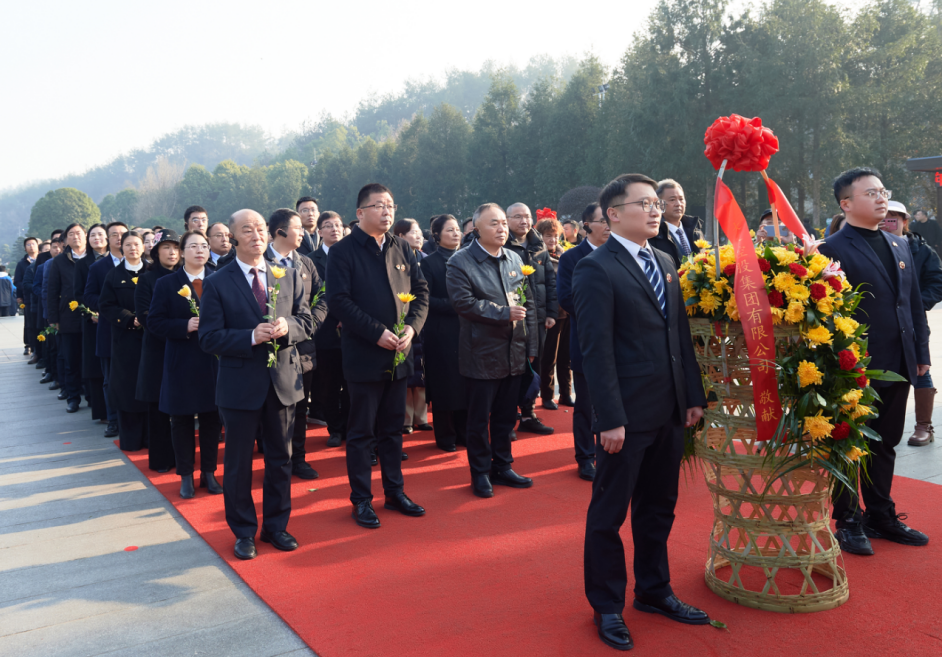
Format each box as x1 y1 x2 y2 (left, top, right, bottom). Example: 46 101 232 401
124 408 942 656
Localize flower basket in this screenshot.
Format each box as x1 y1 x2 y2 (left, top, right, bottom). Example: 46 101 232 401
690 318 848 612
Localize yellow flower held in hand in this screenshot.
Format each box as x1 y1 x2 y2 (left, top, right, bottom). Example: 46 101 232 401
803 412 834 441
797 360 823 387
694 239 711 249
397 292 417 304
270 266 287 279
804 325 833 346
37 334 46 342
131 277 138 284
177 286 191 299
520 265 536 276
69 301 78 311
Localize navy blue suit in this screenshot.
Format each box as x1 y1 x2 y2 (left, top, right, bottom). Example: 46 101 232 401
85 255 121 422
198 258 313 538
820 227 930 523
556 238 597 466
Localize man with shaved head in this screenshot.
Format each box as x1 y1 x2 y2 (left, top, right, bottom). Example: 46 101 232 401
199 209 314 560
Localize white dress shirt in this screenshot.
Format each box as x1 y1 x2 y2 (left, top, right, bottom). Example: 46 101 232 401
209 251 222 266
184 267 205 283
110 253 123 266
666 221 690 255
269 244 294 268
609 232 663 275
474 239 503 259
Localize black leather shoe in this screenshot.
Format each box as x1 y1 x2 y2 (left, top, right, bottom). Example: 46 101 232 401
401 452 409 461
401 425 414 435
491 469 533 488
40 372 54 384
864 512 929 546
200 472 223 494
559 395 575 407
180 475 195 499
353 501 381 528
36 360 46 369
633 593 710 625
66 400 80 413
326 433 343 447
292 461 319 480
49 382 61 391
436 442 457 453
518 417 554 435
370 451 378 466
384 492 426 516
593 612 633 651
28 354 39 365
472 474 494 498
414 423 433 431
23 346 30 356
234 537 257 560
260 529 299 551
104 422 119 438
57 391 68 400
578 462 597 481
836 520 874 555
542 399 559 410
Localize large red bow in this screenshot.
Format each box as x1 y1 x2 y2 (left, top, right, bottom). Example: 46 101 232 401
704 114 779 172
535 207 557 221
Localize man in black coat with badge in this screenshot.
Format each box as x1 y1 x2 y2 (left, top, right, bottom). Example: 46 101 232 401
573 174 709 651
199 209 314 561
819 167 931 555
326 183 429 529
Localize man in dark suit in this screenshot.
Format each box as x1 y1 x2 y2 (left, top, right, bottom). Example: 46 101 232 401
15 237 40 357
326 183 429 529
819 167 930 555
310 211 349 447
573 173 709 651
556 202 610 482
266 208 328 480
296 196 320 257
206 222 231 271
649 178 703 269
199 209 314 560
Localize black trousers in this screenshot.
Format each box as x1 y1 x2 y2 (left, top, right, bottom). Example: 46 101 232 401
315 349 349 438
117 410 147 451
45 331 58 378
292 369 314 464
585 419 684 613
466 375 522 476
345 378 406 504
220 384 295 538
833 380 911 524
433 410 468 449
55 333 66 386
58 332 83 402
572 372 596 465
541 315 572 401
85 378 107 421
519 325 546 418
147 402 175 471
24 303 35 350
171 411 221 476
100 357 118 422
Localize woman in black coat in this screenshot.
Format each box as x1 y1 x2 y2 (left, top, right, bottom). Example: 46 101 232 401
148 230 222 499
73 224 108 421
419 214 467 451
394 218 431 436
99 231 149 451
135 230 181 472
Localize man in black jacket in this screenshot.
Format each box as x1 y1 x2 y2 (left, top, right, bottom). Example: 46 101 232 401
325 183 429 529
446 203 538 498
15 236 39 357
574 173 709 651
505 202 556 436
820 167 930 555
310 211 349 447
649 179 703 268
267 208 328 480
296 196 320 257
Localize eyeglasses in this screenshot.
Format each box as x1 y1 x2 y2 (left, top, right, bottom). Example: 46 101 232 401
611 199 666 213
844 189 892 201
360 203 397 212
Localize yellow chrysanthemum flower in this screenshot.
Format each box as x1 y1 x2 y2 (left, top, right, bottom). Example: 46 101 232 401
803 412 834 441
520 265 536 277
773 272 798 292
699 291 721 314
797 360 823 387
815 297 834 315
713 277 729 295
804 325 834 346
849 342 862 359
725 296 739 321
834 316 859 338
69 301 79 311
808 254 830 276
785 301 805 323
131 277 138 284
786 284 810 302
772 247 799 266
847 445 868 462
695 239 711 249
177 286 192 299
37 334 46 342
271 266 287 279
770 307 784 325
852 405 872 420
842 389 863 406
397 292 417 303
686 303 697 316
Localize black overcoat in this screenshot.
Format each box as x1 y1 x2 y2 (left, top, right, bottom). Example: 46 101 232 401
74 250 105 379
134 265 174 402
99 262 148 412
419 247 466 410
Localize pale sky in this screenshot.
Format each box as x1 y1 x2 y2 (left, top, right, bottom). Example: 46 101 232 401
0 0 867 192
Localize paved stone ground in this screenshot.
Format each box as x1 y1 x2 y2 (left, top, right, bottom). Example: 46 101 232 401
2 306 940 657
0 315 315 657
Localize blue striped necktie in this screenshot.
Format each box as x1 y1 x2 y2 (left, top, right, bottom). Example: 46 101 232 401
676 228 692 256
639 249 667 318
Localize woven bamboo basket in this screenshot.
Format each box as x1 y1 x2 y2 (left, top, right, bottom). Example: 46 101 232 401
689 318 849 613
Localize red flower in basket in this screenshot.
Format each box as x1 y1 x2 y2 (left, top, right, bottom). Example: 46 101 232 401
810 283 828 301
723 264 736 277
827 277 843 293
788 263 808 278
839 350 858 371
767 290 784 308
757 258 771 273
535 208 556 221
831 422 851 441
703 114 780 172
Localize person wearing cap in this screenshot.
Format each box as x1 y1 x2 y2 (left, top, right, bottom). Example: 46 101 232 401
755 209 796 244
135 229 181 472
882 200 942 447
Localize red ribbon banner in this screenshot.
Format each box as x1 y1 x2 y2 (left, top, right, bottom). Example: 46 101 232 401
763 176 812 244
714 178 782 441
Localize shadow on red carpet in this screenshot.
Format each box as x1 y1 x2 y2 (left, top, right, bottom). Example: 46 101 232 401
122 407 942 657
